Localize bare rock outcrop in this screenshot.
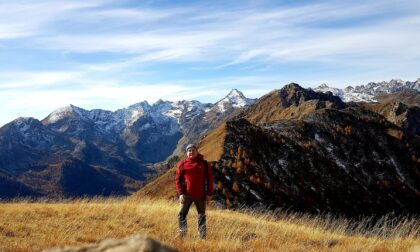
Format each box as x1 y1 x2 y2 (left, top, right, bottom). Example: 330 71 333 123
45 234 178 252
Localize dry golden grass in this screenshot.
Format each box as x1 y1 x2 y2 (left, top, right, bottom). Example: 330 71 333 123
132 167 178 200
0 197 419 252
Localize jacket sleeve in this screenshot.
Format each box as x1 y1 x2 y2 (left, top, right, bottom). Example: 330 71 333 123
175 161 185 195
207 162 214 196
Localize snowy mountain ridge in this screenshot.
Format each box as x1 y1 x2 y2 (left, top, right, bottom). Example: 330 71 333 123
41 90 248 135
313 78 420 102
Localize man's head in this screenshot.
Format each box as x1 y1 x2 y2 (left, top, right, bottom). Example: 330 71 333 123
186 144 198 159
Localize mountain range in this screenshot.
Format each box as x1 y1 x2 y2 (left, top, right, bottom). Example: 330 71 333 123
0 89 254 198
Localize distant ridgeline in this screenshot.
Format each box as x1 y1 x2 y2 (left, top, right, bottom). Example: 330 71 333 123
0 89 254 198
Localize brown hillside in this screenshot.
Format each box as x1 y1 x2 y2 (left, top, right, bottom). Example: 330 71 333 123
239 83 346 124
133 123 227 200
132 167 178 200
197 123 227 162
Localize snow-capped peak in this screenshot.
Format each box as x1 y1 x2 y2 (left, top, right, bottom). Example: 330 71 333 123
114 101 151 127
45 104 85 124
227 89 244 98
214 89 255 113
12 117 37 128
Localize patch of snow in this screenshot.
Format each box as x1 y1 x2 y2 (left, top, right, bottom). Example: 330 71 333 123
217 102 226 113
138 123 151 131
278 159 286 166
46 105 76 124
334 158 350 174
13 117 33 137
249 189 263 201
312 84 344 99
325 145 333 152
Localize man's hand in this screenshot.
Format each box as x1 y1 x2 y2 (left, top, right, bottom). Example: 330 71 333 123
206 195 213 207
179 194 186 204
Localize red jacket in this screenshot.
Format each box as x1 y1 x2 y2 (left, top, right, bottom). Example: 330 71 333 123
175 154 213 200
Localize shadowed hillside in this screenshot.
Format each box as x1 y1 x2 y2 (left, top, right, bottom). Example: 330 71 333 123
201 84 420 216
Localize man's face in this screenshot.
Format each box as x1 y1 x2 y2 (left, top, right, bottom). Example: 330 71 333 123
187 147 198 159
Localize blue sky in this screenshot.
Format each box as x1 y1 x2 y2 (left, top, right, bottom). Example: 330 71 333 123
0 0 419 126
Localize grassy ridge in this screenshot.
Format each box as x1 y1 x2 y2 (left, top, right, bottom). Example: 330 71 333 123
0 197 419 251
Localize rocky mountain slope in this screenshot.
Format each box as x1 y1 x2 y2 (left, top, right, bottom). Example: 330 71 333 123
172 89 255 156
203 84 420 216
361 90 420 136
0 90 253 198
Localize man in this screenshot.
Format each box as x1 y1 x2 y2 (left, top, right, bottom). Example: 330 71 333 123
175 143 213 239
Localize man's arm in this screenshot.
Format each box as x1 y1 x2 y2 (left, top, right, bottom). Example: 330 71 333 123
206 162 214 196
175 161 185 196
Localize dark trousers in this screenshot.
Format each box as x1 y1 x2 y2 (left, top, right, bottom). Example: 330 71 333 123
178 196 206 239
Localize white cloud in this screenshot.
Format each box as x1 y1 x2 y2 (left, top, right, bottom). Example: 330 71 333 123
0 1 103 39
0 71 85 89
82 7 193 23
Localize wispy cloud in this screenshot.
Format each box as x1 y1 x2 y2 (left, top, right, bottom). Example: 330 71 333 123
23 0 419 70
0 1 103 39
0 71 85 90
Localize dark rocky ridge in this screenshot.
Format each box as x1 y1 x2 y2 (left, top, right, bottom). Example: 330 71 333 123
238 83 347 123
211 84 420 216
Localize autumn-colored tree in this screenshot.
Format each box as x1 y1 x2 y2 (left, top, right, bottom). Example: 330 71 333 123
217 181 223 190
236 160 244 174
344 126 352 136
237 146 243 161
232 182 240 193
264 182 273 190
